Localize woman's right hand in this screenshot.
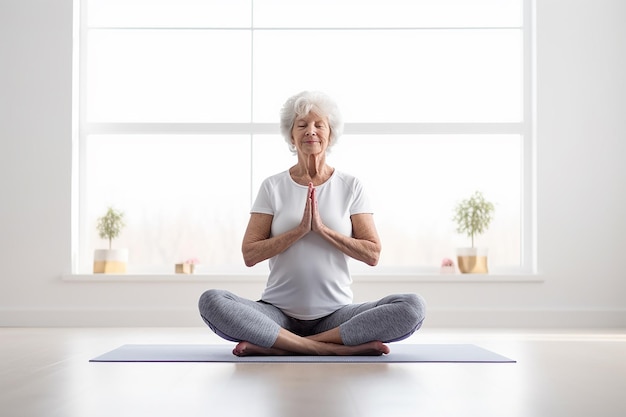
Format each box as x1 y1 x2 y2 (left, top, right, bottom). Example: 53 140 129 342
242 184 314 267
299 183 314 233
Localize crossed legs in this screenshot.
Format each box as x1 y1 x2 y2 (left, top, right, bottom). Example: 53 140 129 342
198 289 425 356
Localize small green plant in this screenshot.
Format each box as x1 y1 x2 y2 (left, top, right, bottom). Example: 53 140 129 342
453 191 495 248
96 207 125 250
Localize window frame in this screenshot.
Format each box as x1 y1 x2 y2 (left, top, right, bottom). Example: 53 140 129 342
72 0 535 276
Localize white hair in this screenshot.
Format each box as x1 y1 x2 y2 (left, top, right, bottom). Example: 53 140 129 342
279 91 344 154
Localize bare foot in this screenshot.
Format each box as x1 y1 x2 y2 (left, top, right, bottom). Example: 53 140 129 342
233 340 390 357
351 341 390 356
233 341 291 357
329 340 390 356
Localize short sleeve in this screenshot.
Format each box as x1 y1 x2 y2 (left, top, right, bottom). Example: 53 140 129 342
349 177 373 215
251 179 274 215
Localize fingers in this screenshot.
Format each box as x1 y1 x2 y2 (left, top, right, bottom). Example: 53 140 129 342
309 183 323 232
307 182 315 211
305 182 324 233
308 182 317 212
300 183 314 232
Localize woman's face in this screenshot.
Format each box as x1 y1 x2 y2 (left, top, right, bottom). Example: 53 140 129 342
291 112 331 156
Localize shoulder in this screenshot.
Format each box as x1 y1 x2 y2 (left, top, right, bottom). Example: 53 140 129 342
331 170 372 212
264 170 290 183
332 170 364 191
259 170 291 189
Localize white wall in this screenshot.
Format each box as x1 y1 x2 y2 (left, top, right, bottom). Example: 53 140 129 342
1 0 625 328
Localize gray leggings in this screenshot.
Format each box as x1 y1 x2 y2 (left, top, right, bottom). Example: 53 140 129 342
198 289 426 348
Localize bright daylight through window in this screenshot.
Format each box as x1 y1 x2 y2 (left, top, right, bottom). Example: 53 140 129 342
75 0 532 275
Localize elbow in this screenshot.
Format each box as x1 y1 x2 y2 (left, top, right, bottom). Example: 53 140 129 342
242 253 258 268
241 247 257 267
365 245 381 266
366 254 380 267
243 256 257 268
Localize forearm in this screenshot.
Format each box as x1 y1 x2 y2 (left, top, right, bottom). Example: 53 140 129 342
316 224 381 266
242 224 309 267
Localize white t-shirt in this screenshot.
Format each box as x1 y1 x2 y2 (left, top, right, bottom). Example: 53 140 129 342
251 169 373 320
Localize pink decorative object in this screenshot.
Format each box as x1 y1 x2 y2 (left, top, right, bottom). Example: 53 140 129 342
440 258 456 274
441 258 454 267
184 258 199 265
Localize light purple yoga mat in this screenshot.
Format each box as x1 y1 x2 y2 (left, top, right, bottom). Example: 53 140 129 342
90 344 515 363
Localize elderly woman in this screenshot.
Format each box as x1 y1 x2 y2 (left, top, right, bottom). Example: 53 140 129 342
199 91 425 356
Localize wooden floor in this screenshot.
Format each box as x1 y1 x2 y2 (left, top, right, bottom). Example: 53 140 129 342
1 327 625 417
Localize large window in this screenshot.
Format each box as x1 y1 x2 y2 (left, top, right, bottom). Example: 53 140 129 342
74 0 533 274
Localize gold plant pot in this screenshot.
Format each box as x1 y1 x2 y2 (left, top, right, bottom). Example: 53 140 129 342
93 249 128 273
456 248 488 274
175 263 195 274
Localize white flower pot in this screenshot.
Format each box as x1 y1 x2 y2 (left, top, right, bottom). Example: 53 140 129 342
93 249 128 273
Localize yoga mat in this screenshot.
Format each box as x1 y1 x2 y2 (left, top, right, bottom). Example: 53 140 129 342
90 344 515 363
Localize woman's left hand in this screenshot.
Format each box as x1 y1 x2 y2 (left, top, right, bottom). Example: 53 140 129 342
309 183 325 233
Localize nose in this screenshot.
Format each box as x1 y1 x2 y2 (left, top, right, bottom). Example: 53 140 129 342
305 128 316 136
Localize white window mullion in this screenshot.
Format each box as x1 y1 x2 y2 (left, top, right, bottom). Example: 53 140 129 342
75 0 90 274
84 122 277 135
84 122 523 136
250 1 255 207
345 123 523 135
522 0 536 273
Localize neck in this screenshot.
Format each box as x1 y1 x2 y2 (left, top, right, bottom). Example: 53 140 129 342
291 154 332 185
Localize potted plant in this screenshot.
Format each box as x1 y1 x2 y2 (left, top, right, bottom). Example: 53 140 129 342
453 191 495 273
93 206 128 273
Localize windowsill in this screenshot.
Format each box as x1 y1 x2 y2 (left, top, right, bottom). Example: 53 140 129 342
62 273 544 283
